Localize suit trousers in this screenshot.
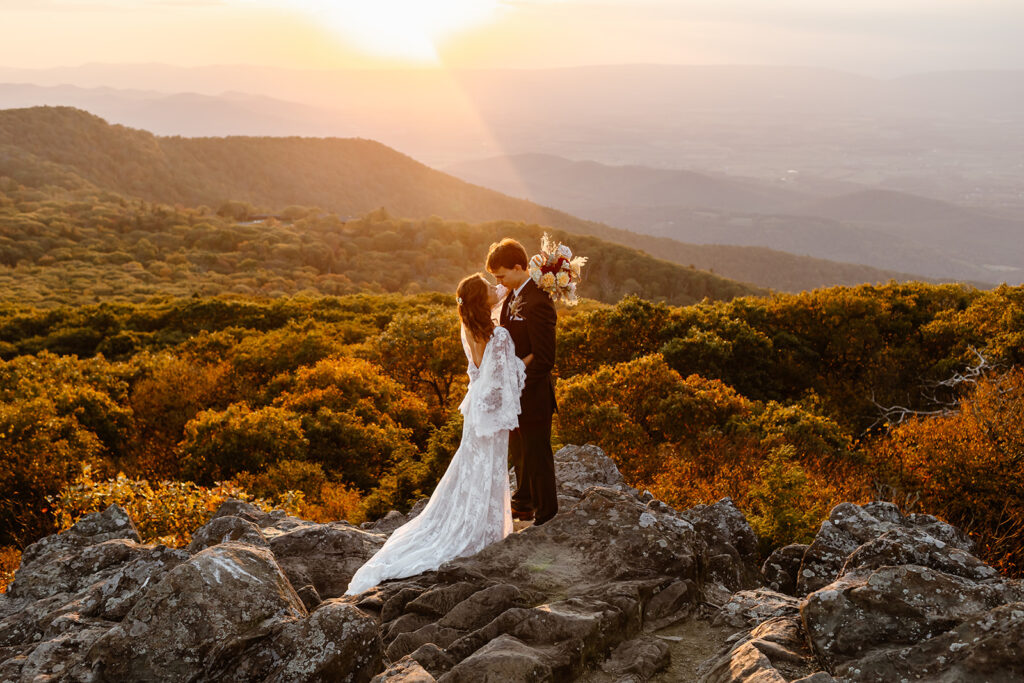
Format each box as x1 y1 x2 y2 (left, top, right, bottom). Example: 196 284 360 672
508 417 558 524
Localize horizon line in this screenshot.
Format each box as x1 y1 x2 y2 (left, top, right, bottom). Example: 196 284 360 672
2 61 1023 79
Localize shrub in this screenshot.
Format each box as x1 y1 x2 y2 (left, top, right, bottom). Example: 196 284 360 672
746 445 829 552
0 546 21 594
178 403 308 484
229 459 327 501
0 397 103 545
359 411 464 520
227 322 349 389
270 355 431 441
45 463 292 547
310 480 365 525
374 307 465 410
298 407 415 491
557 354 750 481
127 353 233 478
869 368 1024 575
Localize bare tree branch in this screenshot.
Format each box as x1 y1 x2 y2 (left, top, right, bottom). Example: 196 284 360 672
867 346 1005 432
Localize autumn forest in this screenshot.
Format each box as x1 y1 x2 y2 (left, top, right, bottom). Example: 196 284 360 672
1 107 1022 592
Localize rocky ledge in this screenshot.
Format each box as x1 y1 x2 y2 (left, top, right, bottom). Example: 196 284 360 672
1 444 1021 682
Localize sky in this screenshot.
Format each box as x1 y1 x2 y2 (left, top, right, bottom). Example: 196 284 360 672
1 0 1022 75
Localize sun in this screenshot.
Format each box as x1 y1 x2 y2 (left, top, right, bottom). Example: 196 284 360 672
283 0 504 63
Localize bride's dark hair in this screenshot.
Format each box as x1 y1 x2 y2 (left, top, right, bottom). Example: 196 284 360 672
457 273 494 343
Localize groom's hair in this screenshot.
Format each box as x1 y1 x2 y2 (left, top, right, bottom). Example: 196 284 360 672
486 238 529 271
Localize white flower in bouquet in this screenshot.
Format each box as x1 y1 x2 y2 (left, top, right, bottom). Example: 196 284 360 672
540 272 556 289
556 271 570 287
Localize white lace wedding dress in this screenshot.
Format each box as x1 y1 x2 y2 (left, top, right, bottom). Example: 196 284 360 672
345 325 525 595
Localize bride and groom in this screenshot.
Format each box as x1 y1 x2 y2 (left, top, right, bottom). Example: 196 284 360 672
346 238 558 596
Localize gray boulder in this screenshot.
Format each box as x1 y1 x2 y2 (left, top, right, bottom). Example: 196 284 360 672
210 497 267 525
712 588 800 629
797 501 971 595
839 525 998 581
761 544 808 595
187 514 268 554
553 443 630 504
362 499 430 536
373 656 437 682
438 634 552 682
254 600 382 682
681 497 761 596
87 542 308 681
833 601 1024 682
697 615 819 683
4 504 144 606
269 521 385 599
600 635 671 678
0 504 190 676
802 564 1024 671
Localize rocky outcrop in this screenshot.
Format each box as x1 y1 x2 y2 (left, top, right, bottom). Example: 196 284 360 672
353 485 710 680
712 588 800 630
697 615 819 683
795 501 972 596
1 445 1021 682
88 542 309 680
552 443 630 504
681 498 761 599
761 544 807 595
702 500 1023 683
362 499 430 536
834 601 1024 682
0 502 386 682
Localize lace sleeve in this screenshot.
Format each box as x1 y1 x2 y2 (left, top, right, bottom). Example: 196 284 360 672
464 326 526 438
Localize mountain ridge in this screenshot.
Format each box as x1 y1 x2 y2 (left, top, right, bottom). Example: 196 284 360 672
446 152 1019 284
0 105 985 292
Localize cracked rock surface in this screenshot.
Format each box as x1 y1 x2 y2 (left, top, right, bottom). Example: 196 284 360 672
1 445 1020 682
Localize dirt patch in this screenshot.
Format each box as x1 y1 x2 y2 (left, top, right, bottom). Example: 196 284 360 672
577 615 737 682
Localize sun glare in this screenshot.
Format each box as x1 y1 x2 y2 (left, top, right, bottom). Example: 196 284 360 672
275 0 504 64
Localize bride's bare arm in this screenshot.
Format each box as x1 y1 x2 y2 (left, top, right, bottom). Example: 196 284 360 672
522 353 534 367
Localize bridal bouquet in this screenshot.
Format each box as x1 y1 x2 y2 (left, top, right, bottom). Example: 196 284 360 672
529 233 588 305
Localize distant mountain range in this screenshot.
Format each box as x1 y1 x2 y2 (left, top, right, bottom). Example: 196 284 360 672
0 106 992 291
0 83 354 139
3 63 1021 285
446 154 1022 284
446 154 812 215
2 64 1022 206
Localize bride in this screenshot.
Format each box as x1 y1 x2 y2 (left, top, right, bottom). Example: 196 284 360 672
345 273 527 595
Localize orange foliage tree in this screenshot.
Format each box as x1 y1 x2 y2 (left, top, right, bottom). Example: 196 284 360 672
556 354 867 552
869 368 1024 574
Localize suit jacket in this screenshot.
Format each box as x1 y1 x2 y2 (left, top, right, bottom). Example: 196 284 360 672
500 279 557 422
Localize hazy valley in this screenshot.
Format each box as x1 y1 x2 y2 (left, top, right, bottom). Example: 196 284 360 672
447 154 1024 283
0 105 947 293
3 64 1022 285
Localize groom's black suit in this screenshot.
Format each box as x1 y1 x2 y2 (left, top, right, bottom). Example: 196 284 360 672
501 279 558 525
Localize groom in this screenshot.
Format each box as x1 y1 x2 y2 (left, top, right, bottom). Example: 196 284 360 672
487 238 558 526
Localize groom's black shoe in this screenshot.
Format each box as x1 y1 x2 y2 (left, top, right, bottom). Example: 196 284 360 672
511 507 534 521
